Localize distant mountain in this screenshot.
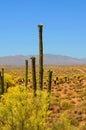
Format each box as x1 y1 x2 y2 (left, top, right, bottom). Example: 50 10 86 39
0 54 85 66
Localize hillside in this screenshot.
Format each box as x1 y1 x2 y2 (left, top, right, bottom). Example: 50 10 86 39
0 54 85 66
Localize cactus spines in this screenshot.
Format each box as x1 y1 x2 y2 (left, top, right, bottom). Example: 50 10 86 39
31 57 37 96
47 70 53 94
25 60 28 87
38 24 43 90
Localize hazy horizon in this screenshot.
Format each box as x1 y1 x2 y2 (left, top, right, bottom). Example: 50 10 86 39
0 53 85 59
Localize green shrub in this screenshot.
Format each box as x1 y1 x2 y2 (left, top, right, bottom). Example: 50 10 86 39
51 112 78 130
60 101 73 110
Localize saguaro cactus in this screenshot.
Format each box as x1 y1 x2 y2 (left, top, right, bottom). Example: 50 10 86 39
0 68 4 94
25 60 28 87
38 24 43 90
0 71 2 94
47 70 53 94
31 57 37 96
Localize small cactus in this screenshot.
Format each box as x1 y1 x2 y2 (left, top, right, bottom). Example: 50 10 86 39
31 57 37 96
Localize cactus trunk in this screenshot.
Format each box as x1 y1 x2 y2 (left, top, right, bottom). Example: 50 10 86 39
0 68 4 94
25 60 28 87
31 57 37 96
38 24 43 90
47 70 53 94
0 71 2 94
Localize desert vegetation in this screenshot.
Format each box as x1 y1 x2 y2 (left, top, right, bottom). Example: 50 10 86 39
0 25 86 130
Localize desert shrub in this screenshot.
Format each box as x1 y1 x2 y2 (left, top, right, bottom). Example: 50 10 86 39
51 112 78 130
70 115 80 127
0 86 50 130
14 76 24 84
80 123 86 130
60 101 73 110
4 73 15 87
79 90 86 97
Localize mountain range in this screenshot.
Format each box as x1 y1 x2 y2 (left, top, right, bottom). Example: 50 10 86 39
0 54 86 66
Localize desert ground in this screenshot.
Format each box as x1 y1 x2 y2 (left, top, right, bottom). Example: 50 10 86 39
0 65 86 129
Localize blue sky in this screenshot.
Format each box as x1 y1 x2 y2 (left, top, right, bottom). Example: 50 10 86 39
0 0 86 58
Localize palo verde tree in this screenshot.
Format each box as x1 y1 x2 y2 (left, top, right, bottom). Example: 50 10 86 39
0 86 50 130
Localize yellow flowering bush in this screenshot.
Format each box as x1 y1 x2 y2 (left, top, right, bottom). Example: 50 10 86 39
0 86 50 130
4 73 15 87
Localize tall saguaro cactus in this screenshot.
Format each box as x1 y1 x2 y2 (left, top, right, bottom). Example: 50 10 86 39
25 60 28 87
38 24 43 90
31 57 37 96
